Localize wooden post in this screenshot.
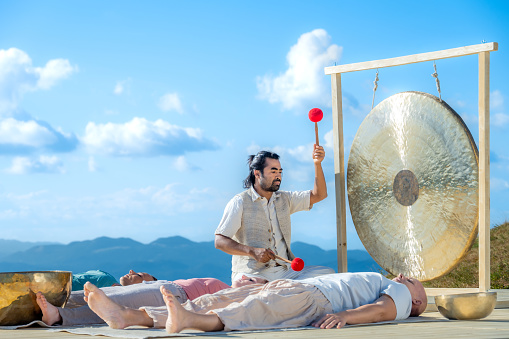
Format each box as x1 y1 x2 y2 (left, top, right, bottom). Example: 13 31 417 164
478 51 491 292
331 73 348 272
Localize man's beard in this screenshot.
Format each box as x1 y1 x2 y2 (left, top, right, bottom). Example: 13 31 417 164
261 179 281 192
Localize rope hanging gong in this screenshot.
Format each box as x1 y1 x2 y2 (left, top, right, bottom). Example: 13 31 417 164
371 69 379 109
432 61 442 101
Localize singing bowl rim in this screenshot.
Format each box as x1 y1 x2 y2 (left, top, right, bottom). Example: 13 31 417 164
434 292 497 320
0 270 72 274
0 270 72 326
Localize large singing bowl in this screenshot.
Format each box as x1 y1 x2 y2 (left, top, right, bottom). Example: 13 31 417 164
0 271 72 325
435 292 497 320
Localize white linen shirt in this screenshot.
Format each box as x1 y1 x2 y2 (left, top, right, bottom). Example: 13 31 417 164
215 187 311 259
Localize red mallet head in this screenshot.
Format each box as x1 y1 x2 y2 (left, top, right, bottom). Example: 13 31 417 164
291 257 305 271
308 108 323 123
308 108 323 146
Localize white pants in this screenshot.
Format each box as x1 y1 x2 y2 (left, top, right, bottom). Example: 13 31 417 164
59 281 187 326
143 279 333 331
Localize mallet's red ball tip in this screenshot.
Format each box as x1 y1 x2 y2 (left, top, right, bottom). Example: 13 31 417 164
308 108 323 123
291 257 305 271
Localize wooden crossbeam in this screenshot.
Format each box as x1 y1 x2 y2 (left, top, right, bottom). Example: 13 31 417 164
325 42 497 75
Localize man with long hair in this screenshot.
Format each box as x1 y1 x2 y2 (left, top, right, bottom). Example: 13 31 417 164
215 145 334 282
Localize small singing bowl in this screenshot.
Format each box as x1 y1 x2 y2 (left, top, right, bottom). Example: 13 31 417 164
434 292 497 320
0 271 72 326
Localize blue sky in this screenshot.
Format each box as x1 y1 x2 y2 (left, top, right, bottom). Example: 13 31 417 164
0 0 507 251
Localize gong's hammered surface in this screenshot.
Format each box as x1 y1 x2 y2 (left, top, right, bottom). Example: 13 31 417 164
347 92 479 281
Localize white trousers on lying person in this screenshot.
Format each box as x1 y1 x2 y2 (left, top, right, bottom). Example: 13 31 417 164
142 279 333 331
232 264 335 283
59 281 187 326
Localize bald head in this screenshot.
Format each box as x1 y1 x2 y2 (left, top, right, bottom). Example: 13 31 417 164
392 273 427 317
410 279 428 316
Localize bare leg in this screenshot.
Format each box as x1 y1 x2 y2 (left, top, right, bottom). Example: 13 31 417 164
161 285 224 333
84 281 153 329
36 292 62 326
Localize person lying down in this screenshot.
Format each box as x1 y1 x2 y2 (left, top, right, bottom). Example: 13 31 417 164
40 272 427 332
36 275 266 326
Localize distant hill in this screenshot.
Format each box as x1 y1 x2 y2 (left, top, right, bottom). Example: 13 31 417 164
0 236 382 283
0 239 58 260
422 221 509 289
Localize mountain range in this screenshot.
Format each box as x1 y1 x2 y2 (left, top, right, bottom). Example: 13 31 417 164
0 236 383 284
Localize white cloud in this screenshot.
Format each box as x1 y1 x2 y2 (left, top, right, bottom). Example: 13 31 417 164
35 59 76 90
324 129 334 150
88 156 98 172
0 183 228 243
455 100 467 108
493 113 509 127
490 90 508 127
256 29 342 111
0 118 56 147
174 155 201 171
114 82 124 95
247 130 334 166
82 117 218 156
0 117 78 153
104 109 120 115
174 156 189 171
6 155 64 174
288 145 312 163
491 178 509 191
246 143 286 159
0 48 76 114
158 92 184 114
459 112 478 126
113 78 131 95
0 49 78 154
246 143 261 155
0 184 220 221
491 90 503 110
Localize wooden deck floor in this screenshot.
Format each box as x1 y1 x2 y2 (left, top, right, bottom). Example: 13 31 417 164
2 289 508 339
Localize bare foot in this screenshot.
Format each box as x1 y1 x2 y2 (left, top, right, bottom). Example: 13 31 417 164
161 285 189 333
36 292 61 326
84 281 131 329
161 286 225 333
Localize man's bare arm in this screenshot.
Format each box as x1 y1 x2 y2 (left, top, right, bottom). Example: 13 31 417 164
214 234 275 263
309 145 327 206
312 294 397 329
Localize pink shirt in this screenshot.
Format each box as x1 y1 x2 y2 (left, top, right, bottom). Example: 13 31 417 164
173 278 231 300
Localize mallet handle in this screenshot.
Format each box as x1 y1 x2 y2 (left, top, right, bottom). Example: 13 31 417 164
274 254 292 264
315 122 319 146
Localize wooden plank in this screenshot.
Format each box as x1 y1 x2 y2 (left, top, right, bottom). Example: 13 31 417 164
331 73 348 273
324 42 498 74
478 51 491 292
2 309 509 338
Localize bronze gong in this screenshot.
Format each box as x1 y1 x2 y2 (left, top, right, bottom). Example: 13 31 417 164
347 91 479 281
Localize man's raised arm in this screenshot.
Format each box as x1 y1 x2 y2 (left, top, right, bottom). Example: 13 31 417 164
312 294 397 329
214 234 275 263
309 145 327 206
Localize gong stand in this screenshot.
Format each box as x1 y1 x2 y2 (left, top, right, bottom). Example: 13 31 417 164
324 42 498 291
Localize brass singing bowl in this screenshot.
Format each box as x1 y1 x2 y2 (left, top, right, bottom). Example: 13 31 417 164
0 271 72 326
435 292 497 320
